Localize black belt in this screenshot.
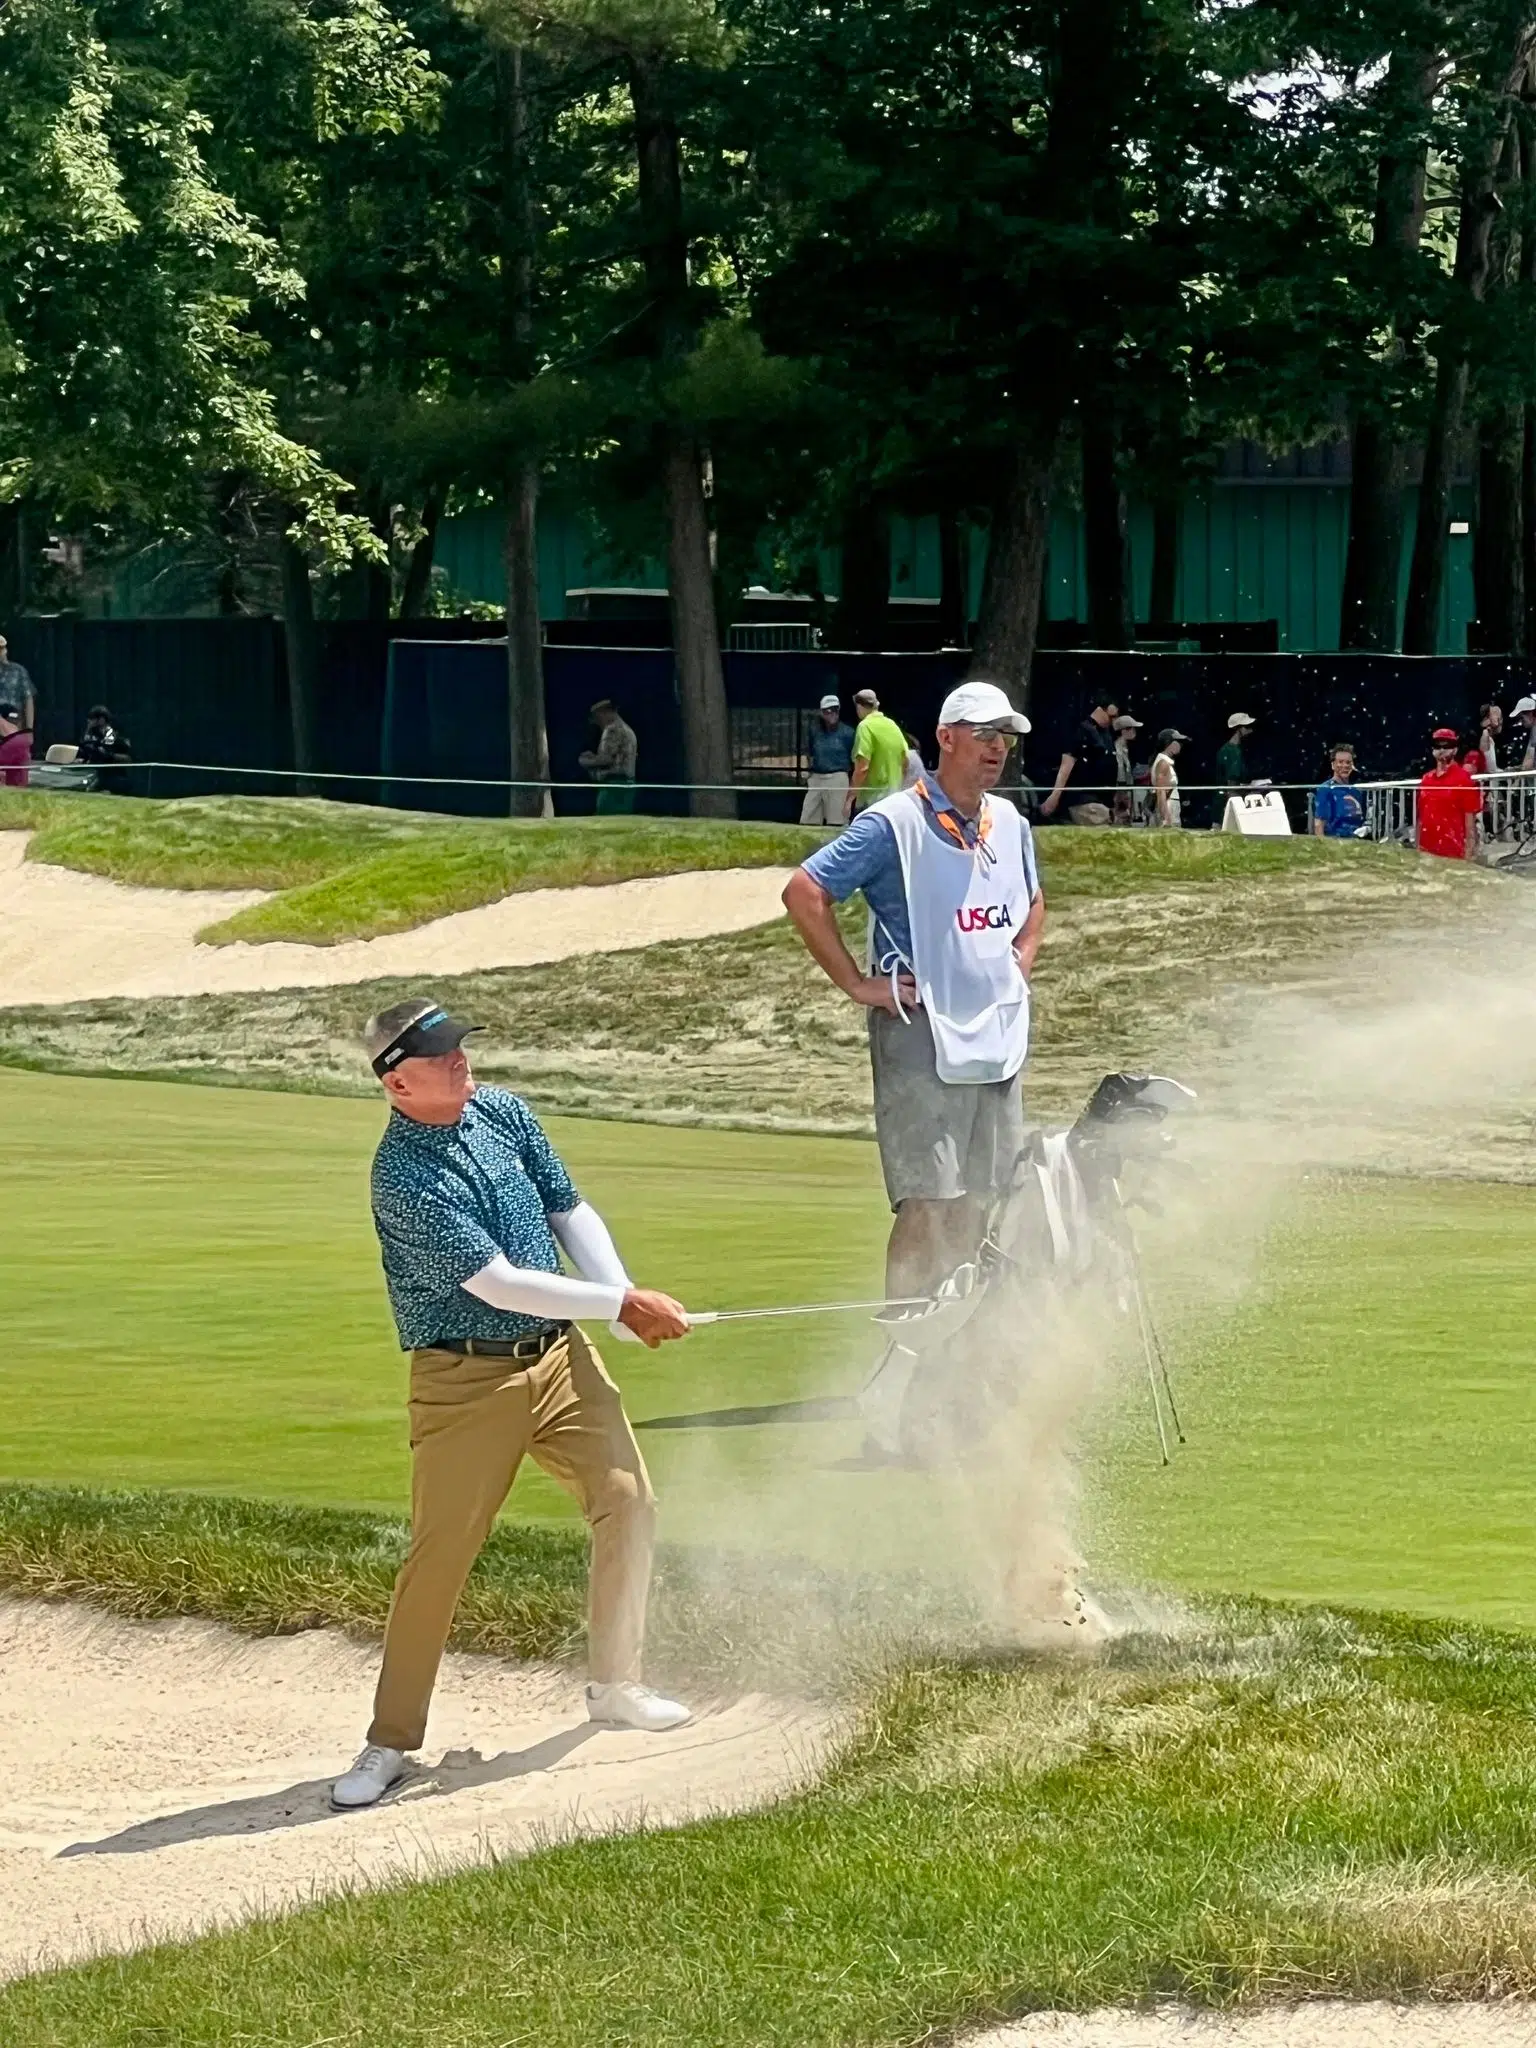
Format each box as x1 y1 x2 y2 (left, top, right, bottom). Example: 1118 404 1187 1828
433 1325 569 1361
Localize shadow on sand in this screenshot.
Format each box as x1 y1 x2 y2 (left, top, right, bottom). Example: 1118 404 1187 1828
59 1724 600 1858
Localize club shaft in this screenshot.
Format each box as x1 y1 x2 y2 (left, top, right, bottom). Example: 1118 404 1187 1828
691 1297 929 1325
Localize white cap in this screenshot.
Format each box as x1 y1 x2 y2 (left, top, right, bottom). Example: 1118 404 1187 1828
1228 710 1256 729
852 687 879 708
1113 713 1143 730
1514 695 1536 715
937 680 1031 734
818 693 840 711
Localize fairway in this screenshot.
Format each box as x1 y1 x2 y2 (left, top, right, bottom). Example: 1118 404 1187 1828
6 1068 1536 1626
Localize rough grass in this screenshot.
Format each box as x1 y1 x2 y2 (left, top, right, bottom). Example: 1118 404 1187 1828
0 789 819 944
0 828 1495 1127
10 1602 1536 2042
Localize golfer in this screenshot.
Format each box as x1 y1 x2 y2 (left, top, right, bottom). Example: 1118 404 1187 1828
331 998 692 1812
783 680 1044 1300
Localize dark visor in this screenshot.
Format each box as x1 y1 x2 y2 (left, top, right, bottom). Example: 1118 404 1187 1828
371 1009 480 1077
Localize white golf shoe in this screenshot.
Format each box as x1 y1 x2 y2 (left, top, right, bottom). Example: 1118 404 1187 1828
330 1743 407 1810
585 1681 692 1732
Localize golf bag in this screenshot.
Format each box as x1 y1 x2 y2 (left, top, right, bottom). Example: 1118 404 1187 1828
859 1072 1195 1468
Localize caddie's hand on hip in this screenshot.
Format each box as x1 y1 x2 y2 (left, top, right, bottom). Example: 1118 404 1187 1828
853 970 919 1015
619 1287 692 1347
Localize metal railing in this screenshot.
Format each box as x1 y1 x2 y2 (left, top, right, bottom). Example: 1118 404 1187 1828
1314 769 1536 848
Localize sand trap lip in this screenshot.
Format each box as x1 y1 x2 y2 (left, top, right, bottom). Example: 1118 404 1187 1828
0 1597 828 1982
0 834 793 1007
979 2006 1536 2044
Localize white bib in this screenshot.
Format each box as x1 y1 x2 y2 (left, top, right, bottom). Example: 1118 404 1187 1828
871 785 1033 1085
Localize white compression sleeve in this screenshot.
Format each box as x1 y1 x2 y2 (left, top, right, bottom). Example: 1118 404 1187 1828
550 1201 642 1342
549 1203 630 1287
461 1255 624 1323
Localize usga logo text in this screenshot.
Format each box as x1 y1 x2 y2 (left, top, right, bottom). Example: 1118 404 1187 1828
956 904 1013 931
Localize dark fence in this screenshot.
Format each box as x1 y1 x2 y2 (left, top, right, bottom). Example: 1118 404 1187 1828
9 614 1534 820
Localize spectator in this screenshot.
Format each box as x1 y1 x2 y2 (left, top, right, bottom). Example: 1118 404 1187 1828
845 687 908 816
801 693 855 825
1040 696 1120 821
77 704 131 768
1416 729 1480 861
1216 711 1256 791
578 699 638 815
1111 713 1143 823
1511 695 1536 770
77 703 132 794
0 637 34 734
1150 727 1187 829
1312 745 1366 838
900 728 925 790
0 702 32 787
1465 702 1503 776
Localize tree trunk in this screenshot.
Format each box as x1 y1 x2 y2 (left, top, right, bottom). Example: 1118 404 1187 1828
1476 406 1525 650
398 489 442 619
335 488 392 620
1082 409 1131 647
836 485 890 650
496 45 550 817
937 508 969 644
503 460 549 817
279 531 320 792
1340 45 1440 652
630 50 733 817
0 500 28 618
1403 32 1536 654
968 441 1055 708
1342 419 1409 651
1148 495 1179 626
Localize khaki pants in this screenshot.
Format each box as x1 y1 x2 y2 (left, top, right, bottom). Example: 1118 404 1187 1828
800 771 850 825
368 1328 656 1753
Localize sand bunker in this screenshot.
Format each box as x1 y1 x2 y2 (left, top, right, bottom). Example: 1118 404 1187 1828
0 834 792 1007
983 2007 1536 2044
0 1597 828 1981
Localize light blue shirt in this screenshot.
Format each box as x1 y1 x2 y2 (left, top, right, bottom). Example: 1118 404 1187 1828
801 779 1040 965
370 1086 581 1349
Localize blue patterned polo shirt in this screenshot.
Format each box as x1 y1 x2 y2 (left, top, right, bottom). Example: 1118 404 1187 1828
370 1085 581 1350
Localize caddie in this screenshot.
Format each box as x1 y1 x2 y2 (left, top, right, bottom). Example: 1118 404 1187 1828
331 997 692 1812
783 680 1044 1300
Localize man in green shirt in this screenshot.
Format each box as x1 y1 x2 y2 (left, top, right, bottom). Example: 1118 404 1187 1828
846 689 910 816
1216 710 1256 790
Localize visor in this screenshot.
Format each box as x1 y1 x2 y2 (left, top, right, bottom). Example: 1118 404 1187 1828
370 1008 481 1077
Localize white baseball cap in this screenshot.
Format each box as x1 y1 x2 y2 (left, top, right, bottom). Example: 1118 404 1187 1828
937 680 1031 734
817 693 840 710
1514 695 1536 715
1113 713 1143 730
1228 710 1256 729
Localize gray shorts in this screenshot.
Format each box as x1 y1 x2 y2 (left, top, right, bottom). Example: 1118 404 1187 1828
868 1005 1027 1211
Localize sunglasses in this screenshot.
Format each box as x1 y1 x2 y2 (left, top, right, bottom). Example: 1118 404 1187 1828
1432 742 1456 751
962 724 1019 746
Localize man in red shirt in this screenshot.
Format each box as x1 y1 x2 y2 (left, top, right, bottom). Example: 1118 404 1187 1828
1417 728 1480 860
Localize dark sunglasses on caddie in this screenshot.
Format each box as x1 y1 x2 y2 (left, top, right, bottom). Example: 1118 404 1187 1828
1432 741 1455 752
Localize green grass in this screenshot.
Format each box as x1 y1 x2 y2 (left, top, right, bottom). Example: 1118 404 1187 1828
1 789 819 943
0 824 1492 1128
6 1067 1536 1630
12 1603 1536 2042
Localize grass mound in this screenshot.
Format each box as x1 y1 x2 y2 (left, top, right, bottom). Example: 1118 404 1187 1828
1 790 816 944
9 1601 1536 2042
0 823 1491 1126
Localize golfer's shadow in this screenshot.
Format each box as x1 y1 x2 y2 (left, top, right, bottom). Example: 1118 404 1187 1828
58 1723 599 1858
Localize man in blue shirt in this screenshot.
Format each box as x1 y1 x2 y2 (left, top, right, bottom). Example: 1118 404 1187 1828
331 997 693 1812
783 680 1045 1304
802 692 856 825
1312 745 1367 839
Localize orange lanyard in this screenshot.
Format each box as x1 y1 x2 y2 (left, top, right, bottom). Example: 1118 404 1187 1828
914 778 994 861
